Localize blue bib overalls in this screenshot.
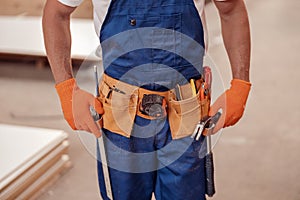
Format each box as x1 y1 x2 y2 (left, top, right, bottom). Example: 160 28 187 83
97 0 207 199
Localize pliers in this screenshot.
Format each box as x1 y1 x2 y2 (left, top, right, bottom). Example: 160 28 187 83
191 112 221 141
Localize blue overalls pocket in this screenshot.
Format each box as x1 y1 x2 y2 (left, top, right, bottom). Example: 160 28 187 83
126 13 182 68
150 13 182 67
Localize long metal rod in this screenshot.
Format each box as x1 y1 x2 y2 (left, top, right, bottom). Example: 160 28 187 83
98 137 113 199
94 66 113 200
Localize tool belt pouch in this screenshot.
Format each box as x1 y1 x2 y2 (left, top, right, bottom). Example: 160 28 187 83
168 84 210 139
97 75 138 138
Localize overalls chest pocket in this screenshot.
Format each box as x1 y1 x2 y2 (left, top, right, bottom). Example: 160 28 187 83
127 13 183 68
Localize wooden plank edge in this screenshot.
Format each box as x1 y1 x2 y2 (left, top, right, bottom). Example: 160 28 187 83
0 141 71 199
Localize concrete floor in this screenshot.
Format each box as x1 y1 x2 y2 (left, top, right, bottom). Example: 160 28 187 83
0 0 299 199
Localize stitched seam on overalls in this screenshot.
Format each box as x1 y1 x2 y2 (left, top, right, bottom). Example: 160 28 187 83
110 2 195 8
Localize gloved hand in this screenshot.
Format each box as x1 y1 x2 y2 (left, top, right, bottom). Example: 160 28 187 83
209 79 251 134
55 78 104 137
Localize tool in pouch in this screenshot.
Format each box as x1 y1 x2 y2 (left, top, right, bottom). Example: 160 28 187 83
139 94 167 118
190 66 220 197
90 66 114 200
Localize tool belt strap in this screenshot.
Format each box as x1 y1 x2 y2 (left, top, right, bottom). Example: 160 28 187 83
100 73 201 100
98 73 209 139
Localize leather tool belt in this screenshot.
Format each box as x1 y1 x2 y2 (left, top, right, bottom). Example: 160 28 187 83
97 74 210 139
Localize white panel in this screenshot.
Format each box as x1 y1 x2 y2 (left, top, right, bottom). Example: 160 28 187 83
0 124 67 189
0 16 100 60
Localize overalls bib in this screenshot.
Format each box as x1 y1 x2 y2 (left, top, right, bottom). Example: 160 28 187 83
97 0 207 200
100 0 205 90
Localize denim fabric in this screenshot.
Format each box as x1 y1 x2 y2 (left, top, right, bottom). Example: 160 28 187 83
97 116 207 200
97 0 207 199
100 0 205 91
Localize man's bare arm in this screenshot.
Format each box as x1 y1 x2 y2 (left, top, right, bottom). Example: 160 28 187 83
214 0 251 82
42 0 76 83
208 0 251 134
42 0 103 137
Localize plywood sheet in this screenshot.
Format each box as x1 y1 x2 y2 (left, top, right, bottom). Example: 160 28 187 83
0 142 70 199
0 124 67 189
0 16 100 60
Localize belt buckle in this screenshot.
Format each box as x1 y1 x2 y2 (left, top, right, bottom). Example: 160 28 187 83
140 94 166 118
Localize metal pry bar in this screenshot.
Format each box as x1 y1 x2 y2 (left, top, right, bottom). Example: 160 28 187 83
93 66 114 200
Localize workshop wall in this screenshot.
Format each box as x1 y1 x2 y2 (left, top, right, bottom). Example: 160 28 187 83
0 0 93 18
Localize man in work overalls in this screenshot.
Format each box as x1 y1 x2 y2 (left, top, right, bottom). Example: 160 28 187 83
43 0 251 199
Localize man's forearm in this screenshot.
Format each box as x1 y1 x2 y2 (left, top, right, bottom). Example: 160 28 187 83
42 0 75 84
214 0 251 82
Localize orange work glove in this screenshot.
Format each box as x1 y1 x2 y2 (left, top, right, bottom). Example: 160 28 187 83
55 78 104 137
209 79 251 134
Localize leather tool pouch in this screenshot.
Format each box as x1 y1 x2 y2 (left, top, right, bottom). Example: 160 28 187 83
168 82 210 139
98 75 138 138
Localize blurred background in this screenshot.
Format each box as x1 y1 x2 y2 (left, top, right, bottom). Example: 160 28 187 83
0 0 299 199
0 0 93 18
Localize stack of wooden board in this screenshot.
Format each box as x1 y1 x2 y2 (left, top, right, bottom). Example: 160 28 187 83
0 124 71 200
0 16 100 60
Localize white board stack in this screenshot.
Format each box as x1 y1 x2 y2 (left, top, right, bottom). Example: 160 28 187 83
0 16 101 61
0 124 71 200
